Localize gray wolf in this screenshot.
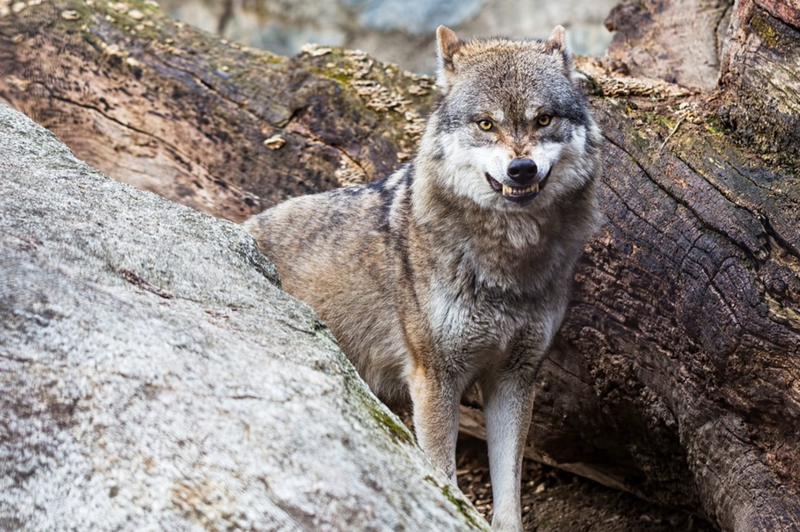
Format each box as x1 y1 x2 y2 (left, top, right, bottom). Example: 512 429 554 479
244 25 601 532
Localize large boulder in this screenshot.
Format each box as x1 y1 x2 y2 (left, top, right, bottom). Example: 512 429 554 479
0 103 490 532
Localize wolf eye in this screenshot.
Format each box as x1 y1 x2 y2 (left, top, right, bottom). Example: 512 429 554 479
477 119 494 131
537 115 552 127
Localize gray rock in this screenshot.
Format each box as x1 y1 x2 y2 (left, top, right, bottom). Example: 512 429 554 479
0 103 490 532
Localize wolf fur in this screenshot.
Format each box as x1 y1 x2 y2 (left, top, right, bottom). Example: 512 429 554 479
244 25 601 532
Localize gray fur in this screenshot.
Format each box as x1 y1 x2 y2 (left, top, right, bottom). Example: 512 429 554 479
244 25 602 532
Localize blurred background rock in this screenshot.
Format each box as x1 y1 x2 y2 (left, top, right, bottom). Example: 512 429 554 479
160 0 617 74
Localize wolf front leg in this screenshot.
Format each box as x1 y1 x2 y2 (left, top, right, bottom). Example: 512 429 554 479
481 364 538 532
408 365 461 482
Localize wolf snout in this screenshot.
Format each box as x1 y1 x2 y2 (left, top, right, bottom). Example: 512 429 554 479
507 158 538 185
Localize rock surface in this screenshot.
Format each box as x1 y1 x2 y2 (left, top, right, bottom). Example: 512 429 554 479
0 103 490 532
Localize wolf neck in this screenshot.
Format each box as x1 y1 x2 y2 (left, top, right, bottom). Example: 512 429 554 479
410 166 545 247
409 132 566 292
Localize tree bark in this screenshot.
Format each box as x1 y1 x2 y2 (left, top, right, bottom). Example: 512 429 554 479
604 0 731 90
2 0 799 531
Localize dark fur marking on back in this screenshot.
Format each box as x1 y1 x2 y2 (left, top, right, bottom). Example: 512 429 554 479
374 166 410 232
392 176 420 310
335 184 369 196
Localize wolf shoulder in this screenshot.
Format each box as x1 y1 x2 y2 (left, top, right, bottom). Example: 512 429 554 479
242 167 412 268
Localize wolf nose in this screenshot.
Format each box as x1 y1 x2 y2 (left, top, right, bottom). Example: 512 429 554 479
506 158 538 185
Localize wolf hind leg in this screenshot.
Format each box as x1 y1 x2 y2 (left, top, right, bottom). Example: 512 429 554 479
481 365 538 532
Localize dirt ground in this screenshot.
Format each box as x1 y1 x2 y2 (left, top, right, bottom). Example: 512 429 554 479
454 436 719 532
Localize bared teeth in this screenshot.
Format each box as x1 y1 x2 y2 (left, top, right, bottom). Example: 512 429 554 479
502 183 540 196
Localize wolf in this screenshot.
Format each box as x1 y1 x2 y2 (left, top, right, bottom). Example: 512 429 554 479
244 25 601 532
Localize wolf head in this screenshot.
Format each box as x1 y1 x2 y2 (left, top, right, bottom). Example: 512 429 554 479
418 26 601 212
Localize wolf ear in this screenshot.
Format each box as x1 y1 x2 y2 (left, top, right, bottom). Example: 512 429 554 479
436 25 464 90
544 24 580 82
543 25 567 54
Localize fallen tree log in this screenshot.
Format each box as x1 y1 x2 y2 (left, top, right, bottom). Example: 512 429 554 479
1 0 798 530
0 0 436 221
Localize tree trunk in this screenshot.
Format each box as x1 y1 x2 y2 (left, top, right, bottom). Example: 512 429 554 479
2 0 798 530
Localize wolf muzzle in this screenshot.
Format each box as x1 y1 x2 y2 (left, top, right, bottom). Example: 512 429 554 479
507 157 538 186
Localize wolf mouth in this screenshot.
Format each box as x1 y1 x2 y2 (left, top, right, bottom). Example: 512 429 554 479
485 171 550 204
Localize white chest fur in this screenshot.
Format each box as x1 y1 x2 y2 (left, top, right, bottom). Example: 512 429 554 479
427 279 530 369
